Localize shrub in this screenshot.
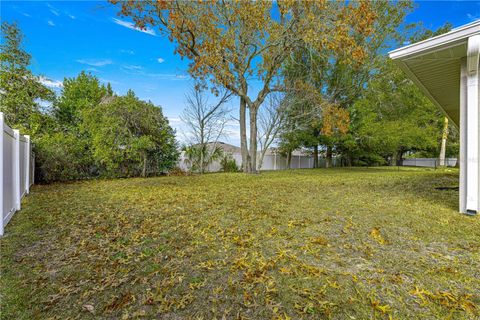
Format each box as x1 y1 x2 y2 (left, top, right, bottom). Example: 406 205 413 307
220 154 239 172
34 132 95 183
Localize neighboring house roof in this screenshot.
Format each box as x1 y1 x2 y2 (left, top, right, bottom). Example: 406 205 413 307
201 141 242 154
388 20 480 126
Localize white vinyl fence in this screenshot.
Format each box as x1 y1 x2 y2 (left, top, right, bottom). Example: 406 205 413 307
1 113 34 236
402 158 457 168
178 152 341 172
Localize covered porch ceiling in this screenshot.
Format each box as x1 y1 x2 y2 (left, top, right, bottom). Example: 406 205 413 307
389 20 480 126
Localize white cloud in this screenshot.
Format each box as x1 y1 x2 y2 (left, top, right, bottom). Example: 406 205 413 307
175 74 189 80
157 58 165 63
112 18 156 36
76 59 113 67
39 76 63 88
47 4 59 16
467 13 480 21
22 12 31 18
86 67 100 73
123 64 143 71
121 67 189 80
68 14 76 20
47 20 55 27
99 78 120 85
168 117 182 124
147 73 189 80
120 49 135 55
166 74 188 80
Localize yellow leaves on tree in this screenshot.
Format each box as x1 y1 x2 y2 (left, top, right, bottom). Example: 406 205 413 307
110 0 377 173
321 104 350 137
111 0 376 97
288 80 350 138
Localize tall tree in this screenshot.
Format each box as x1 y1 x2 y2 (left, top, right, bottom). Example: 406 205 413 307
281 1 412 168
352 59 443 165
110 1 376 173
180 85 231 174
0 22 53 131
348 23 455 166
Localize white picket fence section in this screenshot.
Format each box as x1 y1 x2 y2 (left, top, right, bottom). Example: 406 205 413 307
0 112 34 236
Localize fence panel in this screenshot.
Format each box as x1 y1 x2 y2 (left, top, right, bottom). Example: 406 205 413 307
402 158 457 168
2 124 15 232
177 151 344 172
1 112 33 236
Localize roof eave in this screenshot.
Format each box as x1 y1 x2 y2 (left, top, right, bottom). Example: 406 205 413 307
389 20 480 61
391 58 459 128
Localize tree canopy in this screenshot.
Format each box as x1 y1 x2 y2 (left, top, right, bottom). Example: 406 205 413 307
0 22 53 133
110 0 377 172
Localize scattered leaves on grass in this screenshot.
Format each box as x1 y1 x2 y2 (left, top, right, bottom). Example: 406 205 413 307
370 227 388 245
1 168 478 319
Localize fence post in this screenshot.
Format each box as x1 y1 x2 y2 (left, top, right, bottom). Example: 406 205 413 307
13 129 21 211
0 113 4 236
25 135 30 194
32 154 35 185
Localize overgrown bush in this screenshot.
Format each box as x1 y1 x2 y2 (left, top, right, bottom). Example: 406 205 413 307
33 76 179 182
83 90 178 177
220 154 239 172
34 132 95 182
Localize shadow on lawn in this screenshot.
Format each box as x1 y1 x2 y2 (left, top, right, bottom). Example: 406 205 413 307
279 167 460 212
381 169 459 212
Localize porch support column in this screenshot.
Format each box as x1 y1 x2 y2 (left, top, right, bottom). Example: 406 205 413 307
460 34 480 214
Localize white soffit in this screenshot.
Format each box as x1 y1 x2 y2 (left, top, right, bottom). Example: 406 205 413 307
389 20 480 126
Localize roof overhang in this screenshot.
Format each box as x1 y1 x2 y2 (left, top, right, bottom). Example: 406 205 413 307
389 20 480 126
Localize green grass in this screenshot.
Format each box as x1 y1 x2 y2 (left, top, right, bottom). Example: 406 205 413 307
1 167 479 319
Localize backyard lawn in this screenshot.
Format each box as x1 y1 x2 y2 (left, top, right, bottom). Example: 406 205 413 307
1 167 479 319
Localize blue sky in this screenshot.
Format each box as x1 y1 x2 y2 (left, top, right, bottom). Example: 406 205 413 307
1 1 480 145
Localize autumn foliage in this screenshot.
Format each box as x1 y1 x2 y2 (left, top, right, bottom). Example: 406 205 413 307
110 0 377 172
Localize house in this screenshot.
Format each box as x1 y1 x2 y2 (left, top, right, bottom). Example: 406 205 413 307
389 20 480 214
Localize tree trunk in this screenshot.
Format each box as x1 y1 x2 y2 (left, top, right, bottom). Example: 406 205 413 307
287 151 292 169
142 151 147 178
395 150 404 166
326 146 333 168
258 149 267 171
249 106 258 173
200 128 205 174
313 145 319 168
390 154 396 166
347 154 353 167
239 97 251 173
439 117 448 167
